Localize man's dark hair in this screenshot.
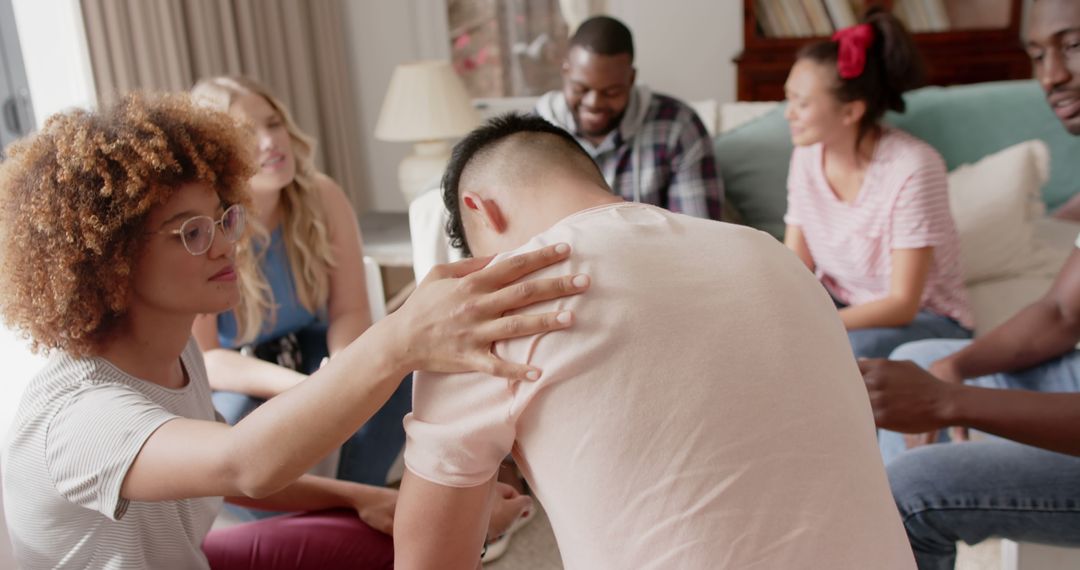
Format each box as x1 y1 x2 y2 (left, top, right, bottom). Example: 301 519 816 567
442 113 601 257
570 16 634 61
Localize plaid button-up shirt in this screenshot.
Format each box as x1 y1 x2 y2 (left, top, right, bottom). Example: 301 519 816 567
536 87 723 220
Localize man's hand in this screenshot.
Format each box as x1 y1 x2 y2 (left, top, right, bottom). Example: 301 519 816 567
927 357 971 443
902 358 966 448
860 359 962 443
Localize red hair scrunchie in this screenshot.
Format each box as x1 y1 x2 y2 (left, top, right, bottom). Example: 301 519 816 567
832 23 875 79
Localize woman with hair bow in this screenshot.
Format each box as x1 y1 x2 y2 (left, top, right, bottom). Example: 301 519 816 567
781 7 973 359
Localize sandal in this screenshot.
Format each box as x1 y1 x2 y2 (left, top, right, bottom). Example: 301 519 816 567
482 506 536 563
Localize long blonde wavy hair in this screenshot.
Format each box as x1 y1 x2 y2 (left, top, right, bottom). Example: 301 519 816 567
191 76 336 344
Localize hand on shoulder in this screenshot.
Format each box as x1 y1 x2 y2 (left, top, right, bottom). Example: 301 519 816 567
383 243 590 381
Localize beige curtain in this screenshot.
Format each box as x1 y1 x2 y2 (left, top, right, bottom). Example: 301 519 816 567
80 0 368 211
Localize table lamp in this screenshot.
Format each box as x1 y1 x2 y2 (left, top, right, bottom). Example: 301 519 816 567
375 60 482 204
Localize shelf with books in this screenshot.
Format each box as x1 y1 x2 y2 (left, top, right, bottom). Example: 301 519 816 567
736 0 1030 101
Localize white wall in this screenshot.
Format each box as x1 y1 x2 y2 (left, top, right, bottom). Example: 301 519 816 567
12 0 96 127
608 1 742 106
343 0 450 213
344 1 743 213
9 1 743 213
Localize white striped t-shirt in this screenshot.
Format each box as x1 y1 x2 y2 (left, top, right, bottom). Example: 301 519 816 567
784 128 973 329
2 338 222 569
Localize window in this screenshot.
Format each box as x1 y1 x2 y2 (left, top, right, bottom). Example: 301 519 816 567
446 0 570 98
0 0 35 149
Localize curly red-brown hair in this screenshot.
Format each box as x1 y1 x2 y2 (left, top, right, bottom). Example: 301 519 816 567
0 92 256 356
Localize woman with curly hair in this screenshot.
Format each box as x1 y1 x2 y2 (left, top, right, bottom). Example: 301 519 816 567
189 76 410 496
0 92 585 569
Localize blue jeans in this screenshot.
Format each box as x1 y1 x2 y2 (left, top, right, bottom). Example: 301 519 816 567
846 310 972 359
881 339 1080 569
212 373 412 520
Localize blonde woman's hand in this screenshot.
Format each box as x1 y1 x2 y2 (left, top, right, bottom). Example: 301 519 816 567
487 482 532 541
351 485 398 536
388 243 589 381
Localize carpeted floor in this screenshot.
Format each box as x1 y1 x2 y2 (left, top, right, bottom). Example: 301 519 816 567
486 506 562 570
958 540 1003 570
484 507 1004 570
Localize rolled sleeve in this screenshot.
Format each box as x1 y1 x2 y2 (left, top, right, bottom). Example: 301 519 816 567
403 370 516 488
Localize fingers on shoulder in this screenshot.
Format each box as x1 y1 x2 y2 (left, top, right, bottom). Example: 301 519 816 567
479 244 572 284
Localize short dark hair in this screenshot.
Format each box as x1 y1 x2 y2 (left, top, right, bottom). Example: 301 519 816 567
442 113 601 257
797 6 924 148
570 16 634 61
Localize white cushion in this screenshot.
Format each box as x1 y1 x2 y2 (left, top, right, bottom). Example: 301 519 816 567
689 100 718 137
968 275 1056 336
719 101 781 134
409 187 463 284
966 217 1078 336
1033 215 1080 253
1001 538 1080 569
948 140 1056 286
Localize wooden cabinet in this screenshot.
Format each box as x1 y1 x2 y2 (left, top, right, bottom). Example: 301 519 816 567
735 0 1030 101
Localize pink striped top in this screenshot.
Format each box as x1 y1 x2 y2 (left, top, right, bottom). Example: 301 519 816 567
784 128 973 329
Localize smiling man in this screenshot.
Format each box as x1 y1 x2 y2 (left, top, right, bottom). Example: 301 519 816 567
393 113 914 569
534 16 723 221
859 1 1080 568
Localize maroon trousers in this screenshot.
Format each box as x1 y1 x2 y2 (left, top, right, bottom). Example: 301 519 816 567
202 509 393 570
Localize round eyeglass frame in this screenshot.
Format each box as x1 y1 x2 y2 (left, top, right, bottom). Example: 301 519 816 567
161 203 246 256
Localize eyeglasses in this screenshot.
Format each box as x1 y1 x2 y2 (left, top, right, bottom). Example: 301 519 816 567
159 204 246 256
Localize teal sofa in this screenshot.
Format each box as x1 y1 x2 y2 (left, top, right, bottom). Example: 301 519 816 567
714 80 1080 240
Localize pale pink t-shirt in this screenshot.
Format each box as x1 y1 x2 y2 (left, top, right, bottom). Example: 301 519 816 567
784 128 974 328
405 203 914 569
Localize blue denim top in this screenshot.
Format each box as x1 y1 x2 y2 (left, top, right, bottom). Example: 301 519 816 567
216 225 327 348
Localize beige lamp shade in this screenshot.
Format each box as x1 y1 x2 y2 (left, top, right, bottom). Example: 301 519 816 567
374 60 481 142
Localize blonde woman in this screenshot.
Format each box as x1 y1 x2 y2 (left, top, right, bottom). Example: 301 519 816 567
190 76 408 496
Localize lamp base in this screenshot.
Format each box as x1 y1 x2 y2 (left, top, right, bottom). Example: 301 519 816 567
398 140 452 204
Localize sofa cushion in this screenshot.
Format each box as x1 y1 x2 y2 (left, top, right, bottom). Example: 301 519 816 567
948 140 1052 285
967 217 1076 336
968 276 1055 336
712 105 792 240
888 81 1080 210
